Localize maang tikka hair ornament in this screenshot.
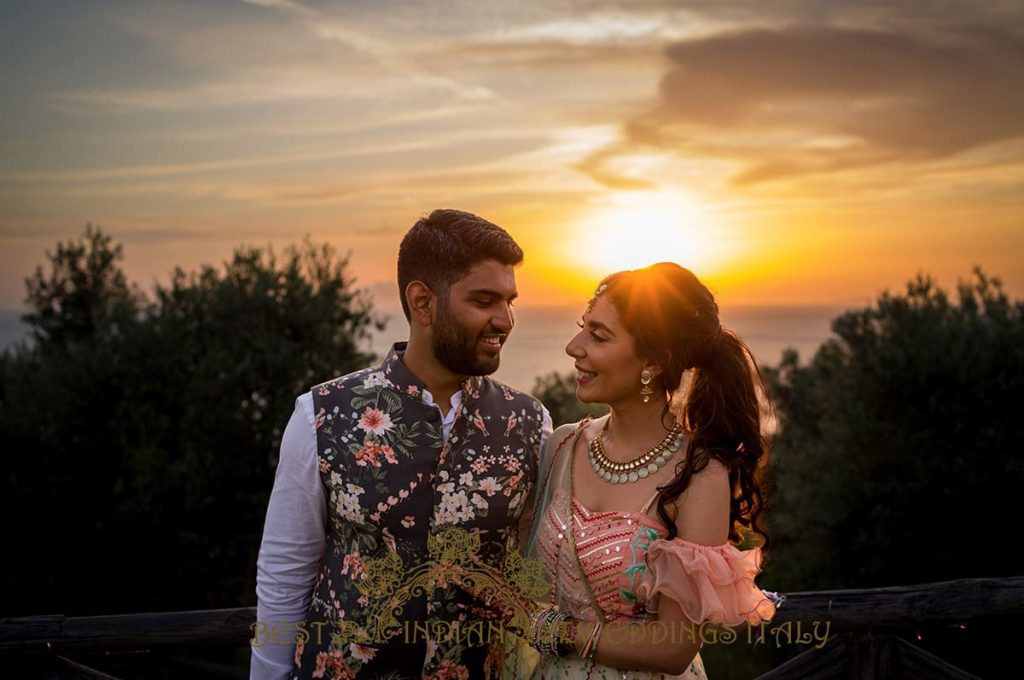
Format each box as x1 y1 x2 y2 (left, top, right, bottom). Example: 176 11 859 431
586 282 609 313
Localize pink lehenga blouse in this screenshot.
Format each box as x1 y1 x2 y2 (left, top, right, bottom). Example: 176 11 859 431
523 420 777 679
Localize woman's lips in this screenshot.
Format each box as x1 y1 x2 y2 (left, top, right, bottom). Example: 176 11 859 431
576 366 596 383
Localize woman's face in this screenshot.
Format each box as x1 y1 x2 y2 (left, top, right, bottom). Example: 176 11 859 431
565 296 650 406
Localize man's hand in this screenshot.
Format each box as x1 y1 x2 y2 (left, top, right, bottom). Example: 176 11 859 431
451 555 539 636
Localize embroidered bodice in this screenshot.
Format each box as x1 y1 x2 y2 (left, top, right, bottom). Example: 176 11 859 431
535 487 777 627
536 487 665 622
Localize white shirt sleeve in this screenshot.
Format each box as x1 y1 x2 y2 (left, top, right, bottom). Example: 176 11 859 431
251 393 326 680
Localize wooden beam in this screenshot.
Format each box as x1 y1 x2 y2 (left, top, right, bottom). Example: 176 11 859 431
769 576 1024 631
848 634 897 680
1 575 1022 661
0 607 256 654
44 655 126 680
753 636 848 679
894 637 982 680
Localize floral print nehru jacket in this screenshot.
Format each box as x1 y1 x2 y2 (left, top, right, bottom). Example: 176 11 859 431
292 343 546 680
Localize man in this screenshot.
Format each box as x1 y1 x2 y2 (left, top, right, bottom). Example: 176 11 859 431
251 209 552 680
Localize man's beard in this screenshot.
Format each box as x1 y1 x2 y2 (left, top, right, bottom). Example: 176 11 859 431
432 299 502 377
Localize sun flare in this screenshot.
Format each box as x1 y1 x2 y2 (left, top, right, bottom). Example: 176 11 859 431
574 190 720 276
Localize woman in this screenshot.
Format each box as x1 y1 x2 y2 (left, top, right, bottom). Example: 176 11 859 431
476 262 779 679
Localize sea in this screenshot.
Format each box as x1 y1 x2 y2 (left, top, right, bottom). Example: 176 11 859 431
0 304 846 392
367 303 846 392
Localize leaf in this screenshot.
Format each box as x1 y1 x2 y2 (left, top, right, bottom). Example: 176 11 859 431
380 390 402 412
350 396 372 411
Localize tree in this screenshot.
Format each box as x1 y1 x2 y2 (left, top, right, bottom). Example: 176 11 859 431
1 229 382 616
763 268 1024 594
22 224 143 346
531 371 608 426
3 226 146 614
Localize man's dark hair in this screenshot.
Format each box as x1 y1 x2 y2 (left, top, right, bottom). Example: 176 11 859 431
397 209 524 320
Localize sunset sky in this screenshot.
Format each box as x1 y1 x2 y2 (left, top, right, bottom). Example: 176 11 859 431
2 0 1022 315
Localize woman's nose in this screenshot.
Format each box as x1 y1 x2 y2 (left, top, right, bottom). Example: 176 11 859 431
565 332 584 358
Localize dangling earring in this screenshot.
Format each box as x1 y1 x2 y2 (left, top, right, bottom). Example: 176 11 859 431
640 369 654 403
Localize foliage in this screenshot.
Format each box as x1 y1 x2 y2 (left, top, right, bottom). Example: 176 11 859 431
1 227 381 616
23 223 143 346
531 370 608 426
763 268 1024 592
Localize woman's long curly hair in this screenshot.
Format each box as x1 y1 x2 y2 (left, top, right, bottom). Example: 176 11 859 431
597 262 771 549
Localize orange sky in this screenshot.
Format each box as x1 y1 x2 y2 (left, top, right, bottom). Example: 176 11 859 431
2 1 1022 312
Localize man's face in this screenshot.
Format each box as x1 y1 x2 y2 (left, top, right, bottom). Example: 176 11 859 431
431 259 518 377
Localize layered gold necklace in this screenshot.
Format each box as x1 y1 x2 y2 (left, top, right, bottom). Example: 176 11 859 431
588 419 684 484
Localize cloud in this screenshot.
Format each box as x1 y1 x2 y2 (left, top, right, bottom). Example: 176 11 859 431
0 138 452 184
587 24 1024 186
45 0 498 117
45 74 385 114
571 145 656 189
237 0 497 102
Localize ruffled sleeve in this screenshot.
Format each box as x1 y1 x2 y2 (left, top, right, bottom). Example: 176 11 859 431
634 538 777 626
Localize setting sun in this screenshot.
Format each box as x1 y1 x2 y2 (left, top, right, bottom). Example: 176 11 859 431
568 190 726 277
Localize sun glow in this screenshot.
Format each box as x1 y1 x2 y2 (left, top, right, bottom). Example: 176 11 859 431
573 190 721 276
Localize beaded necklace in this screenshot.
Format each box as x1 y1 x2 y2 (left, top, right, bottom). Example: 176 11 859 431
588 419 684 484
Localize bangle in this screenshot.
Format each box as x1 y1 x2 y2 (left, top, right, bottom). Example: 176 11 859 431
579 622 603 660
528 610 586 657
529 606 574 656
528 606 551 645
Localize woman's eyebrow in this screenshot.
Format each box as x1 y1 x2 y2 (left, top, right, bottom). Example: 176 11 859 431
585 319 615 335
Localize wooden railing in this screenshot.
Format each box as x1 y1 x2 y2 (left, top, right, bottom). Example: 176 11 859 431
2 576 1022 678
752 575 1024 679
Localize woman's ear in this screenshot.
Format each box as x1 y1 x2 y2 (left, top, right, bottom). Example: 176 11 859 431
643 361 663 381
405 281 435 327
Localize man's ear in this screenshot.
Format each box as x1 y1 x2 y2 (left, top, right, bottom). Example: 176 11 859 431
406 281 435 327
